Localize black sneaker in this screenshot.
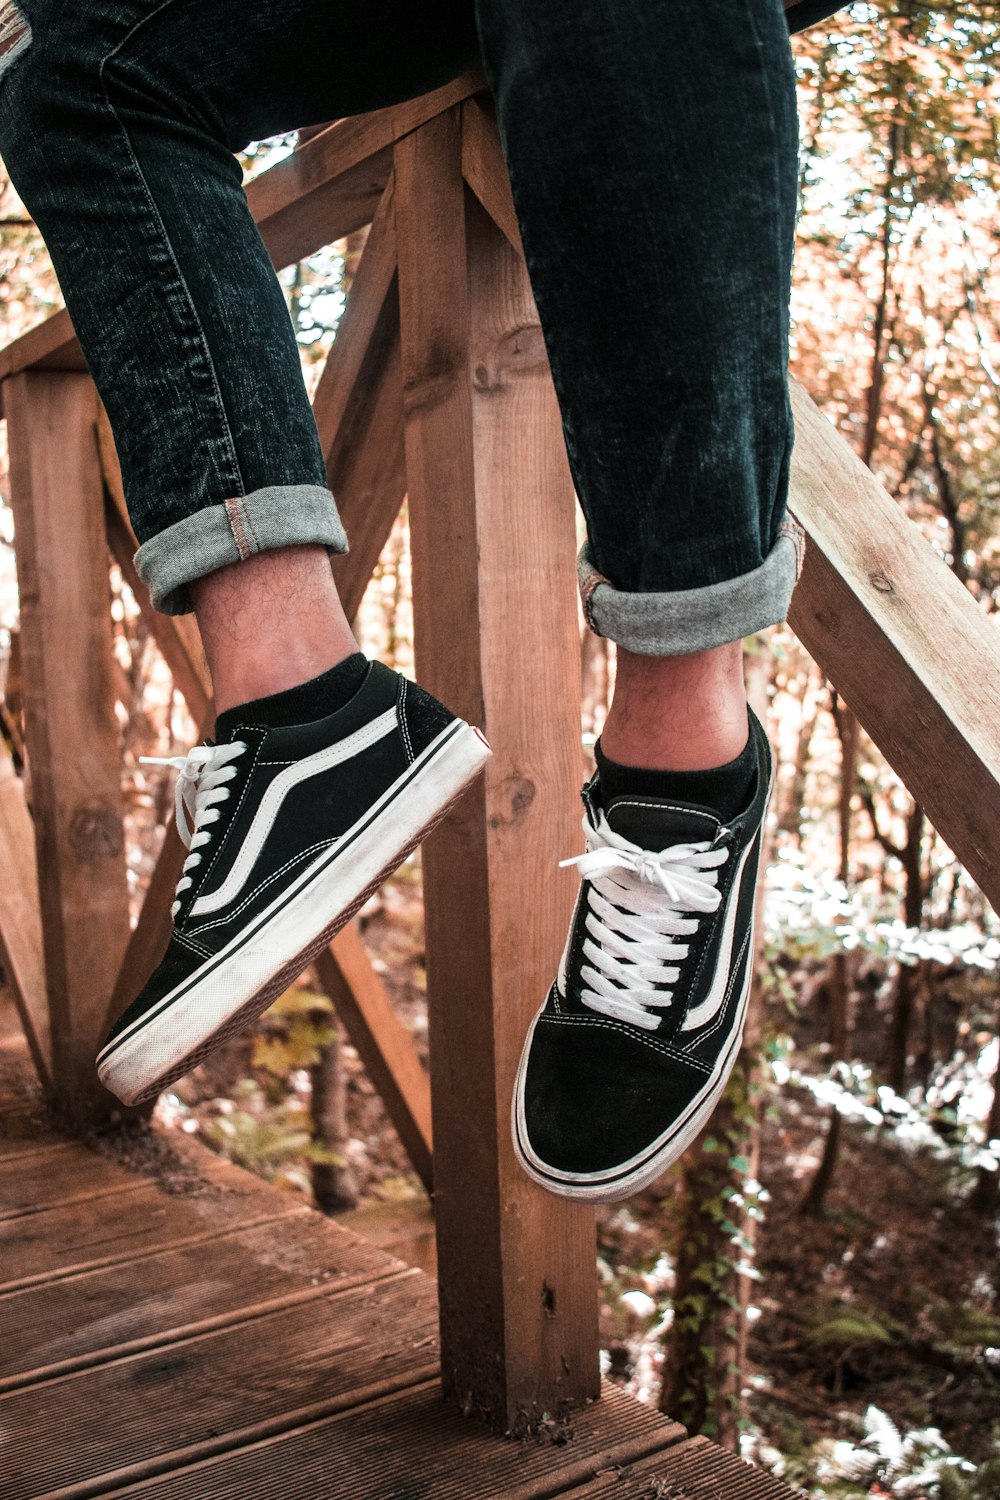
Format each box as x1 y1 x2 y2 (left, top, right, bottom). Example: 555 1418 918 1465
512 710 773 1202
97 661 490 1105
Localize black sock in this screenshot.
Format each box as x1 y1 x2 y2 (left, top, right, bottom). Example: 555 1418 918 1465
595 728 756 823
215 653 370 739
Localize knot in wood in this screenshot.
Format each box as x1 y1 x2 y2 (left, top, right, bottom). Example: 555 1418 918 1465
487 777 536 829
869 571 894 594
70 800 124 862
472 324 546 392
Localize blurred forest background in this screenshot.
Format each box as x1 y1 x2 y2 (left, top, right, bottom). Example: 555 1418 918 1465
1 3 999 1496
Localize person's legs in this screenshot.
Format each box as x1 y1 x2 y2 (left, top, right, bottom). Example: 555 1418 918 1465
0 0 490 1103
0 0 480 626
473 0 800 1198
475 0 800 773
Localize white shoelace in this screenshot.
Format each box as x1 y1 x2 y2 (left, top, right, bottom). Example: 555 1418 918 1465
141 741 247 917
559 812 731 1031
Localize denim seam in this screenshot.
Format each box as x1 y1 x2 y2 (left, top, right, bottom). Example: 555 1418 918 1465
224 496 253 560
97 1 246 505
747 0 798 547
241 496 262 552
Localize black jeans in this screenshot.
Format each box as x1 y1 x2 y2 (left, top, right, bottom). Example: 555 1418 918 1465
0 0 802 651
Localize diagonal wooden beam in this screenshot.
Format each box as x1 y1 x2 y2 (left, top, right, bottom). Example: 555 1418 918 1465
788 375 1000 911
314 929 433 1194
312 174 398 460
324 291 407 623
248 72 485 271
0 741 51 1086
460 95 521 255
97 406 211 721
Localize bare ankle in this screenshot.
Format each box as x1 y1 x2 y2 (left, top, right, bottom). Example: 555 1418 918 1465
191 545 358 715
600 641 748 771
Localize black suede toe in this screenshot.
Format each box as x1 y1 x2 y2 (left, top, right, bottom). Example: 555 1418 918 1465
521 1015 705 1175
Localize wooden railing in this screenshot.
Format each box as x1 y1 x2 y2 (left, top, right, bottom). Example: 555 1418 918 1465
1 71 998 1431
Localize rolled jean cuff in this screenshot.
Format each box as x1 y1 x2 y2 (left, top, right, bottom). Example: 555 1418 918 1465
134 484 349 615
579 517 806 655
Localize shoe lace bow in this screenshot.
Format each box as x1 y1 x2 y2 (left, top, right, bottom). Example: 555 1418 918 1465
141 741 246 917
559 812 730 1031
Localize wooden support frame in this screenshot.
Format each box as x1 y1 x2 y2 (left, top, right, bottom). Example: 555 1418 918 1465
0 739 51 1085
4 372 131 1124
2 71 1000 1437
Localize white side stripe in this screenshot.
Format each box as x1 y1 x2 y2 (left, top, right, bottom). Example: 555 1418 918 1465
679 837 756 1033
190 707 398 917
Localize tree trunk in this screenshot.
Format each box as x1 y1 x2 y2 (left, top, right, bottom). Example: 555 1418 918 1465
885 801 925 1093
971 994 1000 1213
800 698 857 1214
660 1064 754 1446
778 665 820 843
659 645 771 1447
310 1021 359 1215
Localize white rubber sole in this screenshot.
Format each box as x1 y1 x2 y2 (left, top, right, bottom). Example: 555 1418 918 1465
98 721 491 1106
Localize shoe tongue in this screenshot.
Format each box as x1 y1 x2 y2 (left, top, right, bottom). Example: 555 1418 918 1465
604 795 721 852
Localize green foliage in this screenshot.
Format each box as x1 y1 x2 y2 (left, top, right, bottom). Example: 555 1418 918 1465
203 1097 312 1178
810 1404 992 1499
805 1306 901 1351
251 986 336 1098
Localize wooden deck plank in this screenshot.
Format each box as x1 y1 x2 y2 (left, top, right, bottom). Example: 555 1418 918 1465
5 1271 439 1500
559 1434 803 1499
0 1135 308 1289
0 1136 66 1162
0 1213 402 1389
0 1187 301 1292
97 1384 684 1500
0 1143 150 1217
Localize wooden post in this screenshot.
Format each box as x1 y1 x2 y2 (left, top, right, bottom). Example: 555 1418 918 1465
0 740 51 1085
395 110 600 1432
4 371 131 1125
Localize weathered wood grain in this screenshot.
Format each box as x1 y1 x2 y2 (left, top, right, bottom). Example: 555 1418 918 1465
787 376 1000 911
461 94 521 254
561 1434 803 1499
4 1270 439 1500
315 925 433 1193
106 1382 686 1500
395 109 599 1430
4 372 131 1123
0 1214 401 1390
0 741 50 1084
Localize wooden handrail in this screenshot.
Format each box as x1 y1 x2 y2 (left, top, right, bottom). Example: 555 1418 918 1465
788 378 1000 912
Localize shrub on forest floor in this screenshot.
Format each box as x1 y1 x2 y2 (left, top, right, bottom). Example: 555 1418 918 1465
810 1403 1000 1498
